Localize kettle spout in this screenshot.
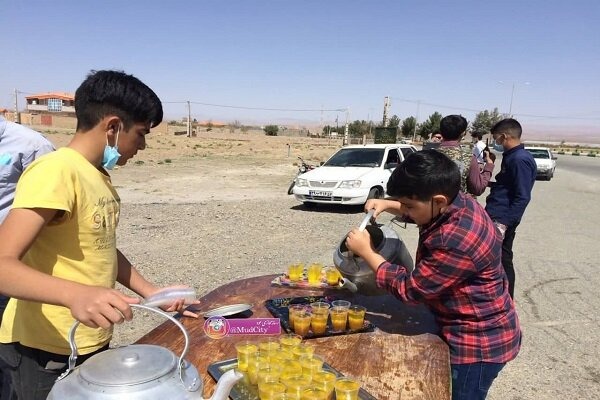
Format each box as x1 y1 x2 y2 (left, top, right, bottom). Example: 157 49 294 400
205 369 243 400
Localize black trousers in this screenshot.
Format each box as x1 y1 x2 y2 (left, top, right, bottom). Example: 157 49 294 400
0 342 108 400
502 224 518 299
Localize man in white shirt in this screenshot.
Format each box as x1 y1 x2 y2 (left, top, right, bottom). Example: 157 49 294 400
471 131 487 165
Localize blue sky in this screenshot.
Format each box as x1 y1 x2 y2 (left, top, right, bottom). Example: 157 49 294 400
1 0 599 138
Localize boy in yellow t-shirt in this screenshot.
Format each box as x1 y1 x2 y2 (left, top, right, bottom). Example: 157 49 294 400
0 70 198 399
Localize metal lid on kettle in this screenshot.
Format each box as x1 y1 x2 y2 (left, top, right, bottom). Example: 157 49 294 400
79 344 177 386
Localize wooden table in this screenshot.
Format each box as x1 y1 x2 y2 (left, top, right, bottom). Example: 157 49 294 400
137 275 450 399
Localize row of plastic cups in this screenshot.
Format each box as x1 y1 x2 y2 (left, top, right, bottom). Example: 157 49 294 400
287 263 342 286
288 301 367 336
235 335 314 372
258 375 361 400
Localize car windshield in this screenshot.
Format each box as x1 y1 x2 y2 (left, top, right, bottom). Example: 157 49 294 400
323 148 385 167
527 149 550 159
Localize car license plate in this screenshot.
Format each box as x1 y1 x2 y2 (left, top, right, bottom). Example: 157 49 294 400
309 190 332 197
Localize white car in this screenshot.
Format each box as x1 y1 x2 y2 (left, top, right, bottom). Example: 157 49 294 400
525 146 557 180
292 144 418 206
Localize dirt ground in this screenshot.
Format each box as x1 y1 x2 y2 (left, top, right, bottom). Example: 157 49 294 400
30 128 600 399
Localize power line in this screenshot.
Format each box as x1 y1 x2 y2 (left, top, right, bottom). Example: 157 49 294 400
390 96 600 121
162 100 346 112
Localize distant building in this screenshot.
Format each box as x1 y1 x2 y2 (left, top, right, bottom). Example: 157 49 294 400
25 92 75 114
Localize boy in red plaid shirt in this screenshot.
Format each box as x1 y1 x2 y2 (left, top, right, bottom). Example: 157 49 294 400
346 150 520 400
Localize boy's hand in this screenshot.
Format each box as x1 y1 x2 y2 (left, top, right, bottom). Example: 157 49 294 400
345 228 374 258
68 286 140 330
146 285 201 319
364 199 388 219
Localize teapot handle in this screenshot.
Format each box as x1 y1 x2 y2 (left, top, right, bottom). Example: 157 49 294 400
57 304 192 389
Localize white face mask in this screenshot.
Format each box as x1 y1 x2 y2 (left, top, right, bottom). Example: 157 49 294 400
492 135 505 152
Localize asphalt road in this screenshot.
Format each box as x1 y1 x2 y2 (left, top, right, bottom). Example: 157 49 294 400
482 154 600 399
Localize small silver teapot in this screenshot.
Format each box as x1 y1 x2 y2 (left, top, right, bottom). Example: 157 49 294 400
48 304 242 400
334 212 414 296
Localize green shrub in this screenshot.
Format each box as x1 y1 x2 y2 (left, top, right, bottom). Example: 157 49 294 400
557 151 565 155
164 159 172 163
587 152 597 157
134 160 145 165
572 151 580 156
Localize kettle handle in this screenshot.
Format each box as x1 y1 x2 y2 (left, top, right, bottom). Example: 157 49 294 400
58 304 192 388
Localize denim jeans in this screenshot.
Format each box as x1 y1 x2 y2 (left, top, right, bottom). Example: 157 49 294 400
451 362 505 400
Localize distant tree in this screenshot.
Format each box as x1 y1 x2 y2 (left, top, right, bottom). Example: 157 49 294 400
417 112 443 140
471 108 503 135
348 120 370 138
264 125 279 136
400 116 416 138
388 115 401 128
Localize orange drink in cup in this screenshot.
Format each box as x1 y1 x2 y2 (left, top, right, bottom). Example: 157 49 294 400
247 353 270 385
299 355 324 379
235 341 258 371
310 302 330 335
288 263 304 282
329 306 349 332
312 370 337 399
300 388 329 400
324 267 341 286
279 333 303 351
293 310 312 337
282 375 311 398
259 381 287 400
291 343 315 360
307 263 324 286
334 377 361 400
288 304 305 331
280 359 303 380
347 305 367 330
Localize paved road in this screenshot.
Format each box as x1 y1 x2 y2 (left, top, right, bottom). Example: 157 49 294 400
553 153 600 178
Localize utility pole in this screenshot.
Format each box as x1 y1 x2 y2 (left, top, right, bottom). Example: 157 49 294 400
186 101 191 137
14 88 20 124
343 108 350 146
382 96 390 127
412 100 421 142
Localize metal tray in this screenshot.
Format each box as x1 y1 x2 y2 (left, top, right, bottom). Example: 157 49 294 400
208 358 377 400
264 296 375 339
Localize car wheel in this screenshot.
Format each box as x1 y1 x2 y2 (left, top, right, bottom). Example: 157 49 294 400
367 187 382 200
287 180 295 195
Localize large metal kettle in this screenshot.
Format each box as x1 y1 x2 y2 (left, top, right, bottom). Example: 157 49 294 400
48 304 242 400
333 212 414 296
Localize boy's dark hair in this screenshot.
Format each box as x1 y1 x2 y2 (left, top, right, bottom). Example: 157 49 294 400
471 131 484 140
439 115 468 140
387 150 460 201
491 118 522 139
74 70 163 131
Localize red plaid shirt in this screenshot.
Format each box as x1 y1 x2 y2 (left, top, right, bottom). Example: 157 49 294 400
376 193 521 364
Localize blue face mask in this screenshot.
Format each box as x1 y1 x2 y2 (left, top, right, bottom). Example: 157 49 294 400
492 135 505 153
102 125 121 170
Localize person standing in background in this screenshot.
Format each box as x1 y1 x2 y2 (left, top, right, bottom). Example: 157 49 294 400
471 131 487 165
0 118 55 399
485 118 536 299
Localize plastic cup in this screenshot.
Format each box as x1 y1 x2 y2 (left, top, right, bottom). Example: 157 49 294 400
300 388 329 400
329 306 349 332
291 343 315 360
288 304 305 331
279 333 303 350
280 359 303 380
310 311 329 335
259 338 281 360
324 267 341 286
247 353 270 385
288 263 304 282
347 305 367 331
312 370 337 399
259 381 287 400
293 310 312 337
257 366 282 385
282 375 311 397
331 300 351 309
235 341 258 371
334 377 361 400
307 263 324 286
299 355 324 379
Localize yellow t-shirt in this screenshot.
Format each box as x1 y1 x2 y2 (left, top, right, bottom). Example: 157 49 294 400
0 147 120 355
